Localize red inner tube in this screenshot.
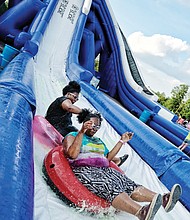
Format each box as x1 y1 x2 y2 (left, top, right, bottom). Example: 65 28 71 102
34 115 123 213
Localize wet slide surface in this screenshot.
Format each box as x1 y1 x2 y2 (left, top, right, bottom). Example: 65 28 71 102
32 0 190 219
0 0 189 219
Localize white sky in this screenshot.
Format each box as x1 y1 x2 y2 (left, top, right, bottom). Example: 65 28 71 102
109 0 190 97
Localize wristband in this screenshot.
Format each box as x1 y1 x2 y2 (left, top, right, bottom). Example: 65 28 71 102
119 139 125 144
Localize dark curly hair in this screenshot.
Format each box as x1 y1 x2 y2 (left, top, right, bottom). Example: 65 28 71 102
77 109 103 124
62 81 81 95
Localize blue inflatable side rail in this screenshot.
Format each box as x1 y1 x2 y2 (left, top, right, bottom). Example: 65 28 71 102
67 12 94 83
23 0 59 56
148 115 188 145
0 0 45 48
160 159 190 211
0 0 58 54
0 52 36 220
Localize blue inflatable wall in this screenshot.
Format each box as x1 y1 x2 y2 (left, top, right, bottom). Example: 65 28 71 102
0 52 36 220
0 0 45 49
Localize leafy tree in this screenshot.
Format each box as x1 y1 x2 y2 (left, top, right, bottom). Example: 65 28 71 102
94 55 100 72
94 59 99 72
166 84 189 114
156 84 190 120
181 98 190 120
155 91 169 106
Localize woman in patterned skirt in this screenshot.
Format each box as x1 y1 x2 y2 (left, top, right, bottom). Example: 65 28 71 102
63 110 182 220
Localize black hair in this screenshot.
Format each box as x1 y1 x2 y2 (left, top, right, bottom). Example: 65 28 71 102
62 81 81 95
77 109 103 124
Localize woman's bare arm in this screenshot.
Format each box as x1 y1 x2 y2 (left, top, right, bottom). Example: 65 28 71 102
61 99 82 114
107 132 133 161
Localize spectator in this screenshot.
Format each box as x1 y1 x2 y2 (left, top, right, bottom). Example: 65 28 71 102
178 131 190 151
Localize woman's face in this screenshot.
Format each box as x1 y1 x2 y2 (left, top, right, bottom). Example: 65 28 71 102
85 117 101 137
68 92 79 104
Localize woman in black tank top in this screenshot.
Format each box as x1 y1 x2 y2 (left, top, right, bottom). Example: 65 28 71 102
45 81 82 137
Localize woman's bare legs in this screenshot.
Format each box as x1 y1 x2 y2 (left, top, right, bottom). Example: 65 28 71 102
131 186 157 202
112 155 129 166
112 192 141 215
111 157 120 165
130 184 182 213
111 191 162 220
178 142 188 151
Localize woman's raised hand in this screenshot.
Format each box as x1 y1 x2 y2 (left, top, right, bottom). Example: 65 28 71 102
121 132 134 143
80 120 93 133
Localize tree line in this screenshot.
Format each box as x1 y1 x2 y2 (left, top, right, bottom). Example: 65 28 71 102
155 84 190 120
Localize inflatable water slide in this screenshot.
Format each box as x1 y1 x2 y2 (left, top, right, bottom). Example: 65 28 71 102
0 0 190 219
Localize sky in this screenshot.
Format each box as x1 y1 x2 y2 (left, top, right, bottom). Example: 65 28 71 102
109 0 190 97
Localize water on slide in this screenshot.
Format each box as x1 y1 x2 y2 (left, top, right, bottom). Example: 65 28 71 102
33 0 190 219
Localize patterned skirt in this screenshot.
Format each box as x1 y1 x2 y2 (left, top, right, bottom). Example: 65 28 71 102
72 166 141 203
